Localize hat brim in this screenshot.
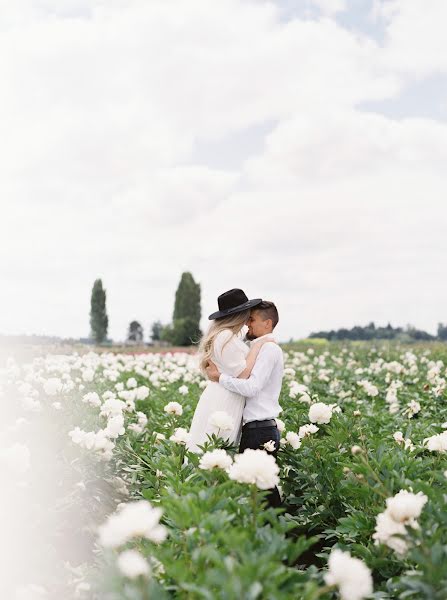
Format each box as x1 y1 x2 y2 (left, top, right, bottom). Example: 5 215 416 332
208 298 263 320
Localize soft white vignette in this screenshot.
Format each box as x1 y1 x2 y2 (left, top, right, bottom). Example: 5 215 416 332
0 350 93 598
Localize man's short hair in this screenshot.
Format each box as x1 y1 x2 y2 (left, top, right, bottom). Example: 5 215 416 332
253 300 279 329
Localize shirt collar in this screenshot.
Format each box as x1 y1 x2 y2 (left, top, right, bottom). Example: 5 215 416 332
249 332 276 346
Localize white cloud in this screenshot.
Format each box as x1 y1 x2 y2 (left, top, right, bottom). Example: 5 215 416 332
311 0 347 17
0 0 446 342
378 0 447 76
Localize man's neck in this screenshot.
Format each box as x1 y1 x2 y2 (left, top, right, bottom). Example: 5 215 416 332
250 332 275 342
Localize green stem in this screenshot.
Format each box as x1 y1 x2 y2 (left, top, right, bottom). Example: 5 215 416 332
251 485 258 530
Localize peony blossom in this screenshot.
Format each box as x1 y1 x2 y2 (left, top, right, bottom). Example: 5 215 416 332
98 500 167 548
170 427 191 444
199 449 233 471
385 490 427 524
373 510 409 556
117 549 150 579
309 402 333 424
43 377 63 396
275 418 285 432
263 440 276 452
285 431 302 449
164 402 183 416
423 431 447 452
82 392 101 407
324 549 373 600
228 449 279 490
298 423 319 438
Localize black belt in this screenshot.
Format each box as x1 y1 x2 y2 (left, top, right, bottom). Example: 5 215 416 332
243 419 277 429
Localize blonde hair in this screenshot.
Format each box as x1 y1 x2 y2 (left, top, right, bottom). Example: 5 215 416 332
198 309 250 374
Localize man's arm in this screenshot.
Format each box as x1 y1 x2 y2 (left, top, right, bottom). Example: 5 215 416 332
218 344 277 396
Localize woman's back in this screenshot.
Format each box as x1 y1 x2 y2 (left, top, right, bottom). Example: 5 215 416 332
187 329 248 452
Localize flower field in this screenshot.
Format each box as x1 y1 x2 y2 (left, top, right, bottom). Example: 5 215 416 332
2 343 447 599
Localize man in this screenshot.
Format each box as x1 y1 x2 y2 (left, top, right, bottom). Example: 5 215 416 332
206 300 284 507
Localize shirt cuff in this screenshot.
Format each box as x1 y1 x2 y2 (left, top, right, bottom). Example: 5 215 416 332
219 373 227 384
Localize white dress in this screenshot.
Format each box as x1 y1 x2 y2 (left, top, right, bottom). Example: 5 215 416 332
187 329 249 453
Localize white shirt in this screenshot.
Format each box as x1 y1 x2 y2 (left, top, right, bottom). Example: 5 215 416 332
219 335 284 424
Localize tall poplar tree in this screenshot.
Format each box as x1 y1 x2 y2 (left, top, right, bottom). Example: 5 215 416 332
90 279 108 343
169 272 202 345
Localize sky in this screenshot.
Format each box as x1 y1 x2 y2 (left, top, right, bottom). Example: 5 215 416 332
1 0 447 343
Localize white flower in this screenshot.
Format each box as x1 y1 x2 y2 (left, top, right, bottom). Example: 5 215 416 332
393 431 414 451
82 368 95 383
98 500 167 548
228 449 279 490
164 401 183 416
155 432 166 441
104 414 126 439
357 379 379 397
178 385 189 395
0 443 31 474
136 386 150 400
263 440 276 452
373 510 409 556
199 449 233 470
275 418 285 433
299 392 312 404
353 410 361 416
324 549 373 600
309 402 333 424
127 377 138 389
117 549 150 579
423 431 447 452
298 423 319 438
209 411 234 432
101 398 127 417
385 490 428 524
351 445 362 455
393 431 404 444
404 399 421 418
285 431 302 449
43 377 63 396
170 427 191 444
82 392 101 407
136 411 148 427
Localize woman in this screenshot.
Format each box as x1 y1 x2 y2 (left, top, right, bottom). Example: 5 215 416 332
187 288 273 453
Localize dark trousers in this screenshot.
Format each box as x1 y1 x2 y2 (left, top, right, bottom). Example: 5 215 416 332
239 423 282 509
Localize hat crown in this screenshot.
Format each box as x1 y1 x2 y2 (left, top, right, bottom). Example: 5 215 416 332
218 288 249 312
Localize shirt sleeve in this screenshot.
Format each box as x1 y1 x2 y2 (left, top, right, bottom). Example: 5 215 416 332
219 344 277 396
213 330 247 377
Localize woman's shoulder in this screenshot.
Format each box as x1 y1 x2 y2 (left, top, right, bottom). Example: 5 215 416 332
214 329 235 345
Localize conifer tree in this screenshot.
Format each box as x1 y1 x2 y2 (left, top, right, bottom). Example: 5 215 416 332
127 320 144 343
90 279 108 344
169 272 202 345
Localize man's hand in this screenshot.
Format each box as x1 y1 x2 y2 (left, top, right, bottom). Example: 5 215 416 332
205 360 221 382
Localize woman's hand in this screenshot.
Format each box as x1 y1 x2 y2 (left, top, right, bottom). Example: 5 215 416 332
205 360 221 382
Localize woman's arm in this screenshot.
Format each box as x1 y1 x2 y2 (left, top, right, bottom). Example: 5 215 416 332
237 338 276 379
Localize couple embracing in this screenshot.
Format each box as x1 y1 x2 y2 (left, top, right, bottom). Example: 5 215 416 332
188 288 284 507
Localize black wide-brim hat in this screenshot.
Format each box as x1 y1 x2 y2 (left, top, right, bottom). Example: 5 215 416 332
208 288 262 320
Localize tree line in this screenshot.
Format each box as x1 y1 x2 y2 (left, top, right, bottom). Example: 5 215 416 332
309 321 447 342
89 272 201 346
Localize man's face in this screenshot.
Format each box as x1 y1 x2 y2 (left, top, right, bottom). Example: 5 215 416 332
246 310 272 340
